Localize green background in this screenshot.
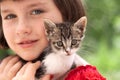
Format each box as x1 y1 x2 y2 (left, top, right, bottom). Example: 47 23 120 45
79 0 120 80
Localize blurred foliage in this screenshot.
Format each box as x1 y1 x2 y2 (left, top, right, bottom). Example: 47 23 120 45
0 0 120 80
79 0 120 80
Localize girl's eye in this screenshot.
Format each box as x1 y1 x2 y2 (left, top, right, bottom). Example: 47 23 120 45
5 14 16 20
31 9 43 15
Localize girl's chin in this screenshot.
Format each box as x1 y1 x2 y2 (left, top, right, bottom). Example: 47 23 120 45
20 55 39 61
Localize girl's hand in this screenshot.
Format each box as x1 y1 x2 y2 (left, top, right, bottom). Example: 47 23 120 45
0 56 22 80
0 56 51 80
12 61 51 80
12 61 40 80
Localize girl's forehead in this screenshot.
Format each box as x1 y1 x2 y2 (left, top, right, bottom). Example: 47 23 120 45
0 0 50 8
0 0 24 2
0 0 49 3
0 0 51 4
0 0 55 14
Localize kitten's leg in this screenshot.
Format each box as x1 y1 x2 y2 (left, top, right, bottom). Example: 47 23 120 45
74 54 89 66
35 63 46 79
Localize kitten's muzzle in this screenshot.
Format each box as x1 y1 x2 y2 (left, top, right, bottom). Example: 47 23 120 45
65 51 72 56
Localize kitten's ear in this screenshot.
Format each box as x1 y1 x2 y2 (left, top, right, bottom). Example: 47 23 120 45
74 16 87 32
44 19 56 31
44 19 58 38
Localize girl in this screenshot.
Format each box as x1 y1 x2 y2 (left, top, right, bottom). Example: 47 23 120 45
0 0 88 80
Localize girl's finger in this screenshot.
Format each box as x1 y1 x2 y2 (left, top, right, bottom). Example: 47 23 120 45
4 56 20 72
7 61 22 79
23 61 40 78
15 62 31 77
0 56 14 73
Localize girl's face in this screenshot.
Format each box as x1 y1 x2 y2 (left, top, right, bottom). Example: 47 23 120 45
1 0 63 61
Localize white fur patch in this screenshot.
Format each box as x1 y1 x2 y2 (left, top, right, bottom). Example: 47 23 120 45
43 52 75 79
74 54 89 66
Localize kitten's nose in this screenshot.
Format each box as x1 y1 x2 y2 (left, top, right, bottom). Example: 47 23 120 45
66 51 71 56
65 48 71 56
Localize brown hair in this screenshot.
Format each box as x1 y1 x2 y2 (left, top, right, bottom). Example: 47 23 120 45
0 0 86 48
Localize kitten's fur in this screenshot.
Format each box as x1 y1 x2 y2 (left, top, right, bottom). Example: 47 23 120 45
35 16 87 80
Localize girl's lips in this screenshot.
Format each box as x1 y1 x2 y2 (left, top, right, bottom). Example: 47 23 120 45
18 40 38 48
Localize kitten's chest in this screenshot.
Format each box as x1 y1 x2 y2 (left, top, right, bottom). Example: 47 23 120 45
43 53 75 75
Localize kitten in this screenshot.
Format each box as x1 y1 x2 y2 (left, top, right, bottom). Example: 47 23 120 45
35 16 87 80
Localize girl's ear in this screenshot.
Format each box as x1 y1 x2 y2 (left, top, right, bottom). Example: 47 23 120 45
74 16 87 32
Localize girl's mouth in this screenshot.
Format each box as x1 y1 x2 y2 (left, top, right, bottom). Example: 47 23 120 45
18 40 38 48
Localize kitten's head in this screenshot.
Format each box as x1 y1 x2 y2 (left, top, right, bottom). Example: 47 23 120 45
44 16 87 56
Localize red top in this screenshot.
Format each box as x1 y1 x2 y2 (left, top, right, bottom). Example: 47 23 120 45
65 65 106 80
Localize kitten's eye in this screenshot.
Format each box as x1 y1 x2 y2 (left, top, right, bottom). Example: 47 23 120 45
31 9 43 15
57 41 63 47
71 39 77 45
5 14 17 20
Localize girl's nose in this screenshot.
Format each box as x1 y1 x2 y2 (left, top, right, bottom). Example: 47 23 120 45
16 18 32 37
